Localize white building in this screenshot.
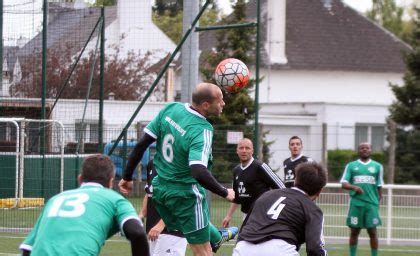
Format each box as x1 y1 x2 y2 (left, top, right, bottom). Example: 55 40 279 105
200 0 410 170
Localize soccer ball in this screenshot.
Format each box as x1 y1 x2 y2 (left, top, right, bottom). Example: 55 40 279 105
214 58 250 93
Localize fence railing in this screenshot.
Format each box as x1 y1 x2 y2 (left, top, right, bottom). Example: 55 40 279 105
317 183 420 245
1 181 420 246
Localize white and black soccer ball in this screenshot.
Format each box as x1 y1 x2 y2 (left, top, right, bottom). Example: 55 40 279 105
214 58 250 93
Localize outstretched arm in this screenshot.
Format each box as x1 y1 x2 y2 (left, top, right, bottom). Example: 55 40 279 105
222 203 239 227
190 164 234 201
123 134 155 181
119 134 155 195
123 219 150 256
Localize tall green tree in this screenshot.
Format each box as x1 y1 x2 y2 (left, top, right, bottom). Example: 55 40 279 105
367 0 413 43
152 2 219 43
154 0 183 16
93 0 116 7
200 0 257 182
389 8 420 184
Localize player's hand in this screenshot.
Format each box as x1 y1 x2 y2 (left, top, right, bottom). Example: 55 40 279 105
118 179 133 195
353 186 363 194
225 188 235 202
222 216 231 228
148 222 165 241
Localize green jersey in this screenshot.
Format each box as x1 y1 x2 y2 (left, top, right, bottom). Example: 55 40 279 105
20 183 139 256
145 102 213 184
341 159 384 206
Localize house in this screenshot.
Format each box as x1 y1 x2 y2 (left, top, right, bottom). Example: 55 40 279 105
199 0 410 171
2 0 176 99
1 0 177 152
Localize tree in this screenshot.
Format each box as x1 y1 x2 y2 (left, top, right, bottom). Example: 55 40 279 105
153 0 183 16
200 0 257 182
389 8 420 184
92 0 116 7
11 42 164 102
152 2 220 43
367 0 413 43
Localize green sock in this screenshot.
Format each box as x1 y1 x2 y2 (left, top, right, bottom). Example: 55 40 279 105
350 245 357 256
209 223 221 244
371 248 378 256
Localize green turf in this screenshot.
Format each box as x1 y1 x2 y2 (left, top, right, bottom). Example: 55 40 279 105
2 233 420 256
1 195 419 255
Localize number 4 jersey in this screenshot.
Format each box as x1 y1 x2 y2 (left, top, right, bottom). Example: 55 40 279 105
20 183 140 256
145 102 214 184
238 188 327 256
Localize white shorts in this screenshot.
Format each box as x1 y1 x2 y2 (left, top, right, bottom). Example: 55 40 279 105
149 234 188 256
233 239 299 256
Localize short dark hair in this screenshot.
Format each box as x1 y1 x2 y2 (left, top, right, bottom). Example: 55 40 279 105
81 154 115 187
294 162 327 196
289 136 302 145
192 86 216 105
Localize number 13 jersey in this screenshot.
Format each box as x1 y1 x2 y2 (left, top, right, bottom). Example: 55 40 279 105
20 183 140 255
145 102 214 184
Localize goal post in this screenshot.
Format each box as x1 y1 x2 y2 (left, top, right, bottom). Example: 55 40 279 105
0 118 65 208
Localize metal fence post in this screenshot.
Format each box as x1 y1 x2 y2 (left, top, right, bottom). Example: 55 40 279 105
386 187 393 245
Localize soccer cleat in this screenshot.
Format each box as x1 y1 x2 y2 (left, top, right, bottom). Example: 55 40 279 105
211 226 239 253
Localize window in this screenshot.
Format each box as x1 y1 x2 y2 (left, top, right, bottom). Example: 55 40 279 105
0 122 17 141
75 120 99 143
355 124 385 151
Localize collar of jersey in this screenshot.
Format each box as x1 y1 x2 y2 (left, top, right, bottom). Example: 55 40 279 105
240 157 254 170
81 182 104 188
357 159 372 165
290 154 303 162
185 103 206 119
291 186 307 195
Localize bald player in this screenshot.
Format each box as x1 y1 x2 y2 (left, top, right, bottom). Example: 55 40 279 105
222 138 285 227
119 83 238 256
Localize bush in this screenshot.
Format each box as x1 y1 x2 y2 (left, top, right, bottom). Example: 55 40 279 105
327 149 386 182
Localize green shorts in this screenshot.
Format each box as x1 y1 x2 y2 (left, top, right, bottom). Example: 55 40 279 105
347 201 381 228
151 177 211 244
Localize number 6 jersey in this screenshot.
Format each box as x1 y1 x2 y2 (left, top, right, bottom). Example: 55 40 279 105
145 102 214 184
20 183 140 256
237 188 327 256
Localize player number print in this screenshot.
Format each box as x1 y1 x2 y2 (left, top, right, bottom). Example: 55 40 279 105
267 196 286 220
48 193 89 218
162 133 175 163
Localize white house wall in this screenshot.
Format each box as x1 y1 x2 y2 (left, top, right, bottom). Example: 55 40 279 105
258 69 403 105
264 124 312 174
324 103 390 150
50 98 165 143
85 1 176 61
259 100 390 168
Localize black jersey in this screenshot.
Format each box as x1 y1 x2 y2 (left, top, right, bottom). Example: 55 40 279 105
238 188 327 256
283 154 313 188
144 161 183 237
232 158 285 214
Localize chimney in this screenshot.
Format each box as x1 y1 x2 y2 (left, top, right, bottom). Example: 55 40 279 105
266 0 287 64
108 92 115 100
73 0 87 9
